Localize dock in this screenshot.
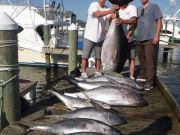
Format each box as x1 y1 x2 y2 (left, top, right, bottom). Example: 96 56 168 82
0 69 180 135
42 47 83 55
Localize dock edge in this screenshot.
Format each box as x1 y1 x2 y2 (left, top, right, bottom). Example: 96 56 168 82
155 76 180 123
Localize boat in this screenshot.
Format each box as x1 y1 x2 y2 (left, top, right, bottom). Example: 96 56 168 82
0 0 82 66
160 0 180 45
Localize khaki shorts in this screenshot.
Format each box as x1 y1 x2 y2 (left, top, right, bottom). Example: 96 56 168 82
82 38 103 59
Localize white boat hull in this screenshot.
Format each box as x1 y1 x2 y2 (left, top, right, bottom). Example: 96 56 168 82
18 47 82 66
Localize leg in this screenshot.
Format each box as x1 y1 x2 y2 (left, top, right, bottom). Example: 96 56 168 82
81 58 88 73
94 40 103 73
136 42 146 79
129 59 135 77
128 41 136 79
95 58 101 72
81 38 94 77
144 40 154 82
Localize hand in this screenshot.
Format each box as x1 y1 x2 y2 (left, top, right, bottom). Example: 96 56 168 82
153 35 159 45
110 13 116 19
127 33 132 43
115 18 123 25
111 4 119 13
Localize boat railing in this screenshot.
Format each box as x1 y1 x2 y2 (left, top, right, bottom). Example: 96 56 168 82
160 18 180 47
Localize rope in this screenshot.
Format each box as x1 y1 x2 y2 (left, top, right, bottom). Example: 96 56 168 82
0 75 18 87
0 64 19 67
0 64 19 72
0 44 17 48
0 74 18 113
0 40 17 44
0 67 19 72
10 0 26 18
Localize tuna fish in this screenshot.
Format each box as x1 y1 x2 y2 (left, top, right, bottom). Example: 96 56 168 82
48 90 111 110
23 118 122 135
101 19 128 73
45 107 127 126
65 86 148 107
73 74 143 90
104 74 143 90
68 77 140 92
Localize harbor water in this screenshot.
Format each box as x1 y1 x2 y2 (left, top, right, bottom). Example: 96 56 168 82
157 47 180 104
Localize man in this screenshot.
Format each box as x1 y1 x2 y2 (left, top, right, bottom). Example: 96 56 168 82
136 0 162 90
81 0 119 78
115 3 137 80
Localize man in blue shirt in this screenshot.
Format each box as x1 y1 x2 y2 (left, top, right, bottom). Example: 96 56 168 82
136 0 162 90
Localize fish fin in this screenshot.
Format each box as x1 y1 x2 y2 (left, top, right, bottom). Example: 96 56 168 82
90 100 107 111
91 100 112 110
77 89 91 102
76 89 106 109
76 87 111 110
21 128 32 135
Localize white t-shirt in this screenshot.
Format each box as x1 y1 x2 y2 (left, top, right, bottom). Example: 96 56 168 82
84 2 110 43
118 4 137 40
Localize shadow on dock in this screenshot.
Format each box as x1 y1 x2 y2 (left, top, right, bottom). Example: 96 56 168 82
128 116 172 135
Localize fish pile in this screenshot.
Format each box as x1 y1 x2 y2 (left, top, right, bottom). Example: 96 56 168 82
23 73 148 135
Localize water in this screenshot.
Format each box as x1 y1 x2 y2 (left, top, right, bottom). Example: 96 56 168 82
61 33 84 49
19 66 68 102
157 48 180 104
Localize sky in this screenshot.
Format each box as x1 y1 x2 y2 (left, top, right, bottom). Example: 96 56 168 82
54 0 180 21
1 0 179 21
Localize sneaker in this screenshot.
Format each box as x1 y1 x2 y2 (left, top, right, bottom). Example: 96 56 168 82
94 72 103 77
144 81 153 91
81 72 88 79
130 76 135 80
136 76 146 82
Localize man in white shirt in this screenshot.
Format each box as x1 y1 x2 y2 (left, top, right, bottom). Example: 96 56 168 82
115 3 137 80
81 0 119 78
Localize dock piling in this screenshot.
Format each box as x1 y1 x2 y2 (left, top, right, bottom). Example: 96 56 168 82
0 12 21 129
44 24 51 68
68 23 78 75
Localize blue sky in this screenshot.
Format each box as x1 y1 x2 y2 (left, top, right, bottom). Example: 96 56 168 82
20 0 180 21
56 0 180 21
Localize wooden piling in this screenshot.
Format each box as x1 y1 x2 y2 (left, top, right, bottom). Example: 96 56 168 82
68 23 78 75
163 48 169 62
44 24 51 68
0 12 21 129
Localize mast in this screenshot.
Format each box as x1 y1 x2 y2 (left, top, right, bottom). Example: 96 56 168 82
43 0 48 24
7 0 14 9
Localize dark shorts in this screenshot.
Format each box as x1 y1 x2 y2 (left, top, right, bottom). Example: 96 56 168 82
82 38 103 59
127 41 136 59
